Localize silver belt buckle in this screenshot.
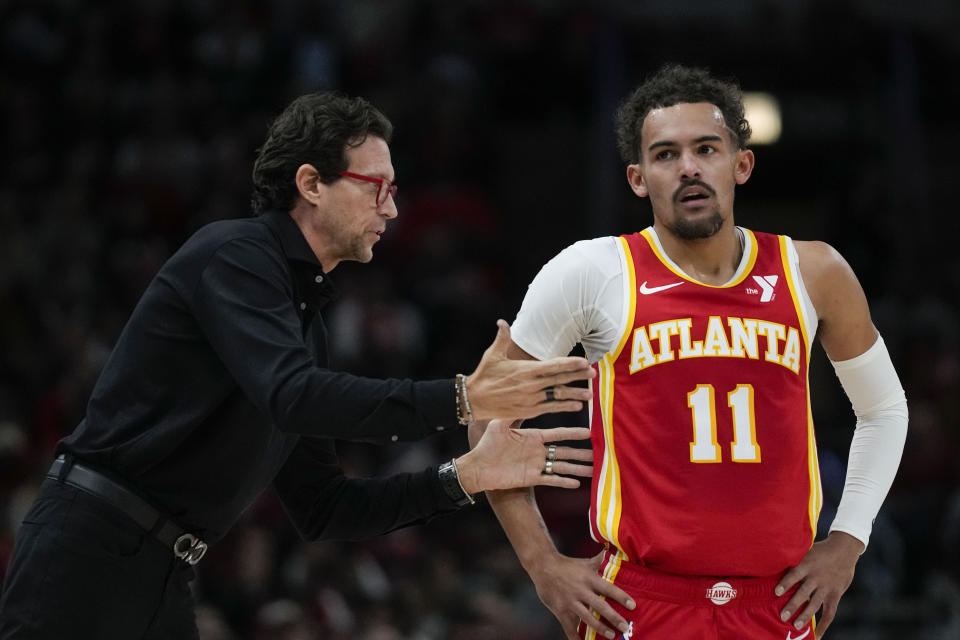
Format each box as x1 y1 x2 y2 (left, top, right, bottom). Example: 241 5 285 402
173 532 208 565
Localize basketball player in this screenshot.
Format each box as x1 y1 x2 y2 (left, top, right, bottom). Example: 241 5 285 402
479 65 908 639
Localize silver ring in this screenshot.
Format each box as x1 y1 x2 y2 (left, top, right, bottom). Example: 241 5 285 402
545 387 556 402
544 459 554 475
546 445 557 462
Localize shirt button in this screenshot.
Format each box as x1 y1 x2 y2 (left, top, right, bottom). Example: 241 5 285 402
299 302 307 310
391 435 399 442
314 275 324 283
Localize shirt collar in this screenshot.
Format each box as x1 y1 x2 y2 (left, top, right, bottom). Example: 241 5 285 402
261 210 322 265
259 210 338 309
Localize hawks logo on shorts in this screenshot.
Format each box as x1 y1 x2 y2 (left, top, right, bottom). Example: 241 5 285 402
588 228 821 577
706 581 738 605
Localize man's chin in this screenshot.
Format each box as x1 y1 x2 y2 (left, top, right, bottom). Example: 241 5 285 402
671 210 724 239
339 250 375 266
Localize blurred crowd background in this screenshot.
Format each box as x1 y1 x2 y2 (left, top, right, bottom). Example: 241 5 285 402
2 1 960 638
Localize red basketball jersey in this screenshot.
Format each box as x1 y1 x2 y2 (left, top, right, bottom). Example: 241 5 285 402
588 228 821 577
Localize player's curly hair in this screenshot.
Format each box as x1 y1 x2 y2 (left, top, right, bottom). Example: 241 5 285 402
251 92 393 214
615 64 751 164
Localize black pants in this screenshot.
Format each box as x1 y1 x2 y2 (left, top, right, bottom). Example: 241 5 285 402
0 479 198 639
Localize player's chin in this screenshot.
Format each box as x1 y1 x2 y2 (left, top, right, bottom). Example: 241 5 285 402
671 209 723 239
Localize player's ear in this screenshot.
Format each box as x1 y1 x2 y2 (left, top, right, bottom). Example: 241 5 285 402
627 164 648 198
295 164 324 205
734 149 754 185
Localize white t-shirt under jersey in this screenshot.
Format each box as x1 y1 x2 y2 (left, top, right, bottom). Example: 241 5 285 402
511 227 817 362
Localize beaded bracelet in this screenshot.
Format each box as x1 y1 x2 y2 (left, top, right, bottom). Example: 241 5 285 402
455 373 473 425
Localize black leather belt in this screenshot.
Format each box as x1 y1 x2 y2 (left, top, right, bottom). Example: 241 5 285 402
46 456 208 565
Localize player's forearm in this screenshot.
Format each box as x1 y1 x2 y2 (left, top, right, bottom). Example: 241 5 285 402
827 335 908 547
829 399 907 544
486 487 560 571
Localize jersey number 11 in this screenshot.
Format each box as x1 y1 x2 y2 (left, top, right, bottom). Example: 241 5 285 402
688 384 761 463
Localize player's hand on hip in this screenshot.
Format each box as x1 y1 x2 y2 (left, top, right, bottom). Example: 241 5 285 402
466 320 594 420
454 419 592 494
529 550 635 640
775 531 864 639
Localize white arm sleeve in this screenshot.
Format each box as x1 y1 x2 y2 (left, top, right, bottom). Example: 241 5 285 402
511 237 624 363
827 335 908 548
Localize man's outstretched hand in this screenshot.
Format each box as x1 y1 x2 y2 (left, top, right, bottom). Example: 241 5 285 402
455 419 592 494
466 320 594 420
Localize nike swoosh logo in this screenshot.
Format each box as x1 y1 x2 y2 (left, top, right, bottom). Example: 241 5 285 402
786 627 811 640
639 281 684 295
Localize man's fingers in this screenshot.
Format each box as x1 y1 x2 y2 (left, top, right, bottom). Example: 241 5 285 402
512 384 591 413
584 598 629 637
523 356 593 377
595 579 636 611
544 460 593 478
544 384 593 403
503 356 590 378
775 566 803 597
536 475 581 489
552 445 593 462
535 367 596 387
791 594 822 632
780 580 814 623
521 401 584 418
538 427 592 444
576 608 618 639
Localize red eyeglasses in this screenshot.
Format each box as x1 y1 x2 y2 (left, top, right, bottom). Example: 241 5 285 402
338 171 398 206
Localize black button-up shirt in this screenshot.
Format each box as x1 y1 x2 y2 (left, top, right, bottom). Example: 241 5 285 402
59 211 460 542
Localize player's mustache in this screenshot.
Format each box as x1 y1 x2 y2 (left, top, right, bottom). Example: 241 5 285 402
673 179 716 202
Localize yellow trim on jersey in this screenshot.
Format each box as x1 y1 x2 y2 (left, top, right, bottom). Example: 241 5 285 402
603 548 627 584
778 235 822 542
611 237 638 361
596 357 620 547
594 237 636 558
639 227 759 288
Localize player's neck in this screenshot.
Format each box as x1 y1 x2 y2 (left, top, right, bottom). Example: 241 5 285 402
653 223 744 286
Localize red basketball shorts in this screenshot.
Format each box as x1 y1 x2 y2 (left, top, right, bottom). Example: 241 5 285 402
577 551 815 640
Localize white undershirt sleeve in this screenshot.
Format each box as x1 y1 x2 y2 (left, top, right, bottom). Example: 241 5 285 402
511 238 623 363
827 335 908 549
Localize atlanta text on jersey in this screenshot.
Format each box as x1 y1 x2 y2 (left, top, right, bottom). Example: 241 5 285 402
628 315 802 375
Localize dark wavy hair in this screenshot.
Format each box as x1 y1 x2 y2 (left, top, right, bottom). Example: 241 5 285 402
251 92 393 214
615 64 751 164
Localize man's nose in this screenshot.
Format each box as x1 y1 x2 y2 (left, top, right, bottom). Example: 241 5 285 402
379 193 398 218
678 151 702 179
